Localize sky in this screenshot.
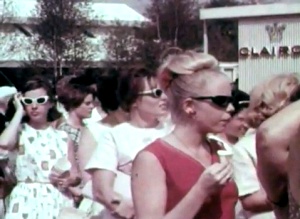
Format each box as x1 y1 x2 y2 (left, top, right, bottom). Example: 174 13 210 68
94 0 299 15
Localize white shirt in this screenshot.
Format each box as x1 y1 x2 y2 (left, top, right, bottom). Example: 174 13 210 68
85 122 172 198
84 108 106 124
233 129 275 219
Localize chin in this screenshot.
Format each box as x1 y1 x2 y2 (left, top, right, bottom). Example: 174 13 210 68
212 126 226 134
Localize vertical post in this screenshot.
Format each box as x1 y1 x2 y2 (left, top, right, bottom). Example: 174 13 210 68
203 20 208 53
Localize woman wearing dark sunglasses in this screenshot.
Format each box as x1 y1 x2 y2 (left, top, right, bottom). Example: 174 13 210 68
86 67 171 219
131 51 237 219
3 75 77 219
208 90 250 219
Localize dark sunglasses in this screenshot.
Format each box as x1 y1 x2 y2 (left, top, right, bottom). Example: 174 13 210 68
192 95 233 108
21 96 49 105
138 88 163 98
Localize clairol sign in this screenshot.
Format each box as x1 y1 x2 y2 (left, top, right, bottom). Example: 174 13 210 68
239 23 300 59
239 46 300 58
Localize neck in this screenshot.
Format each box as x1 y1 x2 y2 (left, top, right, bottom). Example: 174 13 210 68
172 124 207 149
28 120 49 130
0 103 6 115
68 111 83 128
111 108 128 123
219 132 238 145
130 109 159 128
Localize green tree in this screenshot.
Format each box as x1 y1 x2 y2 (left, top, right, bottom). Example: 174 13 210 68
146 0 201 49
31 0 96 79
204 0 243 61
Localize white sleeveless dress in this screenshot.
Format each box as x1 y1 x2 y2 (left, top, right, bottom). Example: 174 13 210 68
5 124 73 219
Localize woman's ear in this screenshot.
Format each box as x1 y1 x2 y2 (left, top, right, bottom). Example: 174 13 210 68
182 98 196 116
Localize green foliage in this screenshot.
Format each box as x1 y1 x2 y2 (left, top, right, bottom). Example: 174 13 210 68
31 0 93 77
204 0 245 61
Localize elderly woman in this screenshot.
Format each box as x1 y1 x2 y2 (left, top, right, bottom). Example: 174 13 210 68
132 51 237 219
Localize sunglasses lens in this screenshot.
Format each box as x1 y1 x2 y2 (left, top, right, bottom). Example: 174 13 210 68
213 96 232 108
154 89 163 97
23 98 33 105
36 97 47 104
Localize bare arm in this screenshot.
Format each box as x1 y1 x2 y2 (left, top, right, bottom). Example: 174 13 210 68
288 125 300 205
232 135 272 212
132 151 232 219
240 190 272 212
0 94 24 150
256 101 300 202
78 127 97 184
67 139 81 187
92 169 120 211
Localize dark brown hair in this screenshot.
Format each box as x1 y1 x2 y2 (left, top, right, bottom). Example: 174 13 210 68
20 75 61 122
96 68 121 113
118 67 156 112
57 78 95 112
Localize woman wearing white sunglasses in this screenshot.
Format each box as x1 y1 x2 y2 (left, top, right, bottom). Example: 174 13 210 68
85 67 172 219
3 76 78 219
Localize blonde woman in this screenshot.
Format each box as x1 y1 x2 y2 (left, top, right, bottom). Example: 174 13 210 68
132 51 237 219
256 82 300 219
232 74 300 219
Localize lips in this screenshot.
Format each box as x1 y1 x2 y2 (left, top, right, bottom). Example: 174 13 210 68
30 112 39 116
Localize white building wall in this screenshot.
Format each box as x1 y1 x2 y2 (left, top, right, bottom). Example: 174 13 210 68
238 16 300 92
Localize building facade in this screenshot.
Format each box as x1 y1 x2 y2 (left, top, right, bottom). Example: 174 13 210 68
200 3 300 92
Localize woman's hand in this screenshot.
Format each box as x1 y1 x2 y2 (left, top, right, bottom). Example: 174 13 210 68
111 198 135 219
49 171 79 189
197 162 232 196
13 93 25 116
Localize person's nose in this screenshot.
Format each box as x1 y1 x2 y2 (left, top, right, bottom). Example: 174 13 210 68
160 91 168 100
31 102 38 109
226 103 234 114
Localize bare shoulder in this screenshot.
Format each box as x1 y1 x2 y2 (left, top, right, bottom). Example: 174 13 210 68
257 104 300 148
134 150 160 166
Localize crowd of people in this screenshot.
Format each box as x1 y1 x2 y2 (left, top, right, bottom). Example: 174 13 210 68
0 50 299 219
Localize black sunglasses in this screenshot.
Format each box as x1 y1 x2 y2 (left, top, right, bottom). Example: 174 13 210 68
192 95 233 108
138 88 163 98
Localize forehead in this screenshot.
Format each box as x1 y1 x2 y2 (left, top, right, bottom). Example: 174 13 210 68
199 75 232 96
143 77 158 89
83 93 94 101
235 109 248 119
24 88 47 97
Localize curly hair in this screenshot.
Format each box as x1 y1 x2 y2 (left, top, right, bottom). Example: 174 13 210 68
247 73 300 128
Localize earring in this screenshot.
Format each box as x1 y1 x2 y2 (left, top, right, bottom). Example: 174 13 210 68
187 109 196 116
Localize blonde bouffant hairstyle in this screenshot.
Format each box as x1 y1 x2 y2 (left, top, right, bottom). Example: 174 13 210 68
157 50 226 124
247 73 300 128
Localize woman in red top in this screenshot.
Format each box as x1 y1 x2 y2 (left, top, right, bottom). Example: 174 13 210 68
132 51 238 219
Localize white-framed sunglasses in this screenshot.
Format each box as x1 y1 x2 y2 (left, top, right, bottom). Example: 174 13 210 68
21 96 49 105
138 88 163 98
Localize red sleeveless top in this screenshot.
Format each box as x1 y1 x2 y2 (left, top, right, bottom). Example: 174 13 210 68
144 139 238 219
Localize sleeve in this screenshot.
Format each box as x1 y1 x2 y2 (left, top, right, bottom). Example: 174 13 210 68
85 129 118 173
0 148 9 160
233 136 261 197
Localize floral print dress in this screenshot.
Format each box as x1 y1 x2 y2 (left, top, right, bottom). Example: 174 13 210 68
4 123 73 219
